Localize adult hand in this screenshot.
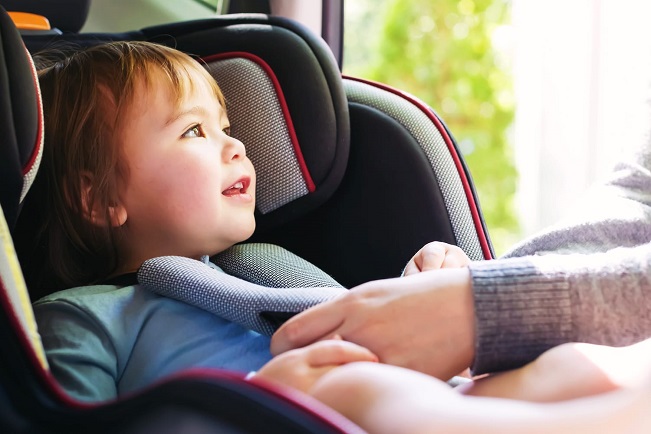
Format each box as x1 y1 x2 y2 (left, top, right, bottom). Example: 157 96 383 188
271 268 476 381
253 338 378 393
403 241 471 276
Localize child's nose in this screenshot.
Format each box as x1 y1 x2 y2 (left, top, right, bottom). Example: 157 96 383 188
223 136 246 161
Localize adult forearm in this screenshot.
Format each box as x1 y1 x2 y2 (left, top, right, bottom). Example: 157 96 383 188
469 243 651 374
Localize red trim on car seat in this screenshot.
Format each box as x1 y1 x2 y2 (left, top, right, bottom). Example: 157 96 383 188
343 75 493 260
201 52 316 193
21 46 43 176
153 368 365 434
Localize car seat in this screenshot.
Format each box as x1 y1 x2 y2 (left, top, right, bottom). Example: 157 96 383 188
1 5 494 433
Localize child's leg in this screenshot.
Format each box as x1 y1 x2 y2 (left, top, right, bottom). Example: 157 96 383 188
309 361 651 434
459 337 651 402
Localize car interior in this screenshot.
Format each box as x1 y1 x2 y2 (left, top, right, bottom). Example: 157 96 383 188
0 1 494 432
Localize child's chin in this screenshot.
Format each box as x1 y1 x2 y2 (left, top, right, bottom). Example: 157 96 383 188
240 219 256 240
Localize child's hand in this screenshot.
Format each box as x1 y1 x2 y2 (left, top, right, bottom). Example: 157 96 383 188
403 241 471 276
252 338 378 393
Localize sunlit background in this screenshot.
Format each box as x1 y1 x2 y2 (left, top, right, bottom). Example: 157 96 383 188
81 0 651 256
343 0 651 255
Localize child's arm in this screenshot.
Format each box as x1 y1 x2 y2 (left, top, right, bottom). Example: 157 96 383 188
251 338 378 393
310 361 651 434
402 241 471 276
459 338 651 402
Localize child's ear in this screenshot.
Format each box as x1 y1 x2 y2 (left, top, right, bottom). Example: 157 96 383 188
79 172 127 227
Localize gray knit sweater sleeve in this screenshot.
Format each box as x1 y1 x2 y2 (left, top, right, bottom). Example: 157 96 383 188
468 146 651 374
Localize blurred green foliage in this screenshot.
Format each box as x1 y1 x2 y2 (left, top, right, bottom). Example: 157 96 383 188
344 0 518 255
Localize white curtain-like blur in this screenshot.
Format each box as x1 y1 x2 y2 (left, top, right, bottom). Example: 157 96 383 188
512 0 651 236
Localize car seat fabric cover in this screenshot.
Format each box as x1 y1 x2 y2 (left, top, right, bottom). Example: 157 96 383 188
204 55 313 215
344 78 488 261
0 7 42 230
249 77 494 289
213 243 343 288
0 7 47 369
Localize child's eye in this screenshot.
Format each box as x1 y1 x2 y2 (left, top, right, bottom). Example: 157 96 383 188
222 126 231 136
182 124 204 139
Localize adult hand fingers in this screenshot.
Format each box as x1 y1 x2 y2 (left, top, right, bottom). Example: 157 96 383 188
305 340 378 367
270 298 346 355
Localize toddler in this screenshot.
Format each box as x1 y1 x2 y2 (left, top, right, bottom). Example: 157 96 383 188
17 41 383 402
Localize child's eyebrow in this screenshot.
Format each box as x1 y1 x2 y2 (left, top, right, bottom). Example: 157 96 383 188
165 106 208 126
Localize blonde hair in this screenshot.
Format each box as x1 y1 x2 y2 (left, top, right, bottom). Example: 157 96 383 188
16 41 225 298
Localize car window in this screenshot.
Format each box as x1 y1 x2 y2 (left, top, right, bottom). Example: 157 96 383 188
81 0 218 33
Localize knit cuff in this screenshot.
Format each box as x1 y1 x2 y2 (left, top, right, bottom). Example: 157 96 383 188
469 257 572 375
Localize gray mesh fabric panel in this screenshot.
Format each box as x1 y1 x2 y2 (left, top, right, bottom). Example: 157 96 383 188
344 79 484 261
204 58 309 214
213 243 343 288
138 255 346 336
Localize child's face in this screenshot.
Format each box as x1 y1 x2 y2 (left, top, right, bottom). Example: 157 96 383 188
115 68 256 269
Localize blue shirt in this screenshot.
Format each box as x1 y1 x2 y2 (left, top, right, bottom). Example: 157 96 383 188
33 279 272 403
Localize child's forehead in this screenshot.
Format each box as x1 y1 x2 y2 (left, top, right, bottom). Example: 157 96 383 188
124 64 224 124
141 63 222 107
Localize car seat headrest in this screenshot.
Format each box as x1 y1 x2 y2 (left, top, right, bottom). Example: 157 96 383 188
0 6 43 230
205 54 315 215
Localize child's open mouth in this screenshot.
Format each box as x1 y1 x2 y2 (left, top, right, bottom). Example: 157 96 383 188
222 177 250 196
